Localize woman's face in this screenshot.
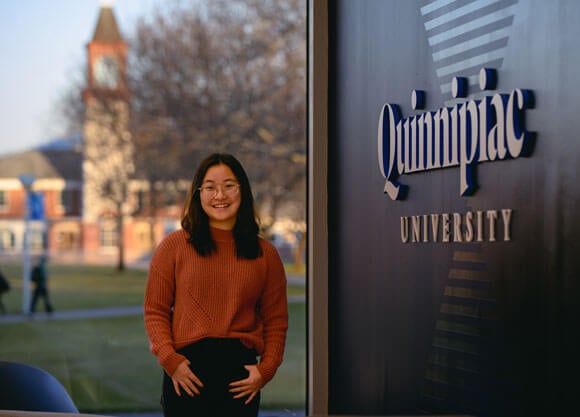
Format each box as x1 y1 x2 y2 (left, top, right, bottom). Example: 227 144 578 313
199 164 241 230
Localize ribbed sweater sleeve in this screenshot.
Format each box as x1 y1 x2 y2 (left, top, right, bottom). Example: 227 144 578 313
143 231 185 375
143 228 288 384
255 241 289 383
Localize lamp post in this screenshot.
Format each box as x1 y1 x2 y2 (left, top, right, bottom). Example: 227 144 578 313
19 174 35 315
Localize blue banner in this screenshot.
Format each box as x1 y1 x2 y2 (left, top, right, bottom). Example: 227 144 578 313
28 192 45 220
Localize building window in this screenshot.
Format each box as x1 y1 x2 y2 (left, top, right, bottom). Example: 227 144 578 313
0 191 7 212
100 221 118 249
60 189 74 215
136 189 146 214
30 229 45 250
137 230 149 250
57 231 79 250
0 229 15 249
164 184 179 206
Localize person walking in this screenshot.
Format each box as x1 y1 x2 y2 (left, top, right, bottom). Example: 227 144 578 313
30 255 54 314
0 268 10 315
144 153 289 417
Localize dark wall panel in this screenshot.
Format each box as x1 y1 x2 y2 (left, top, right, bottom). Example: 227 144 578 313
327 1 580 415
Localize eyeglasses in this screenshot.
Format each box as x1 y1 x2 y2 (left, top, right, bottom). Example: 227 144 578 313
198 182 240 197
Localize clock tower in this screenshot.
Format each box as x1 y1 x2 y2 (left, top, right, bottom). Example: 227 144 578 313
85 4 128 96
82 3 133 259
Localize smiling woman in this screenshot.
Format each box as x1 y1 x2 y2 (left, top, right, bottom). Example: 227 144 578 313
198 164 242 231
144 153 289 417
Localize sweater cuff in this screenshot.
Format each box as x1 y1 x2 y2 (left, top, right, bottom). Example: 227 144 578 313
160 349 187 376
256 360 278 384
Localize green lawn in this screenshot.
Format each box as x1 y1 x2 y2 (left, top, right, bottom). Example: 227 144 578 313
0 263 306 413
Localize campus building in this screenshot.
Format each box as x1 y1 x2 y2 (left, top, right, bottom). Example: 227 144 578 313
0 5 183 264
0 4 305 266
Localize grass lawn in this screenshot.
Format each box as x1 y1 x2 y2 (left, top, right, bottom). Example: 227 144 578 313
0 263 306 413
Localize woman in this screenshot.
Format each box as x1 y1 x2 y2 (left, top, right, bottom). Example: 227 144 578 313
144 153 288 417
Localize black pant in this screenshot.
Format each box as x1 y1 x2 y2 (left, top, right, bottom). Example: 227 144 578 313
161 338 260 417
30 286 53 313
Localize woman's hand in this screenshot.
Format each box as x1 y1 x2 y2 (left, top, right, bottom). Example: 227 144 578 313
171 359 204 397
229 365 264 404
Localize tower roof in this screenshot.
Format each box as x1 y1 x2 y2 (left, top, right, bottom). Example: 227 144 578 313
92 6 123 42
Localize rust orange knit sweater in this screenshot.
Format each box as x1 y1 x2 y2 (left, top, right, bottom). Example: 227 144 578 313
144 227 288 383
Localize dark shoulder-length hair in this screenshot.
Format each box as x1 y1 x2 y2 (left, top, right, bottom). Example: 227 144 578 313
181 153 262 259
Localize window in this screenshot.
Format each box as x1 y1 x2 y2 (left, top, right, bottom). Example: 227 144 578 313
0 190 7 212
163 184 178 206
0 228 15 249
130 222 151 250
59 189 74 215
30 229 45 250
100 221 118 249
57 231 79 250
133 189 148 215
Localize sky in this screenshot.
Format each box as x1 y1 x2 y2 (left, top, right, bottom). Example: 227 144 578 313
0 0 170 156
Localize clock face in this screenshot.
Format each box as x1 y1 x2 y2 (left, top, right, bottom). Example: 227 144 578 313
94 55 119 88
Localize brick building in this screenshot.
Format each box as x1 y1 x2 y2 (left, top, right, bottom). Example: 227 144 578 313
0 5 182 265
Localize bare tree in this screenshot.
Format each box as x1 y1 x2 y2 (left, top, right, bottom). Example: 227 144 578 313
60 0 307 264
129 0 307 233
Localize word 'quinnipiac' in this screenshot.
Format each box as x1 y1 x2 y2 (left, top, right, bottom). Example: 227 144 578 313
377 69 535 200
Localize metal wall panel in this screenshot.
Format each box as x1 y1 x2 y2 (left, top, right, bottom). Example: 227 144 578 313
327 1 580 415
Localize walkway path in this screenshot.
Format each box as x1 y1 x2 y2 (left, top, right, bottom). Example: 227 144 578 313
0 274 305 324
